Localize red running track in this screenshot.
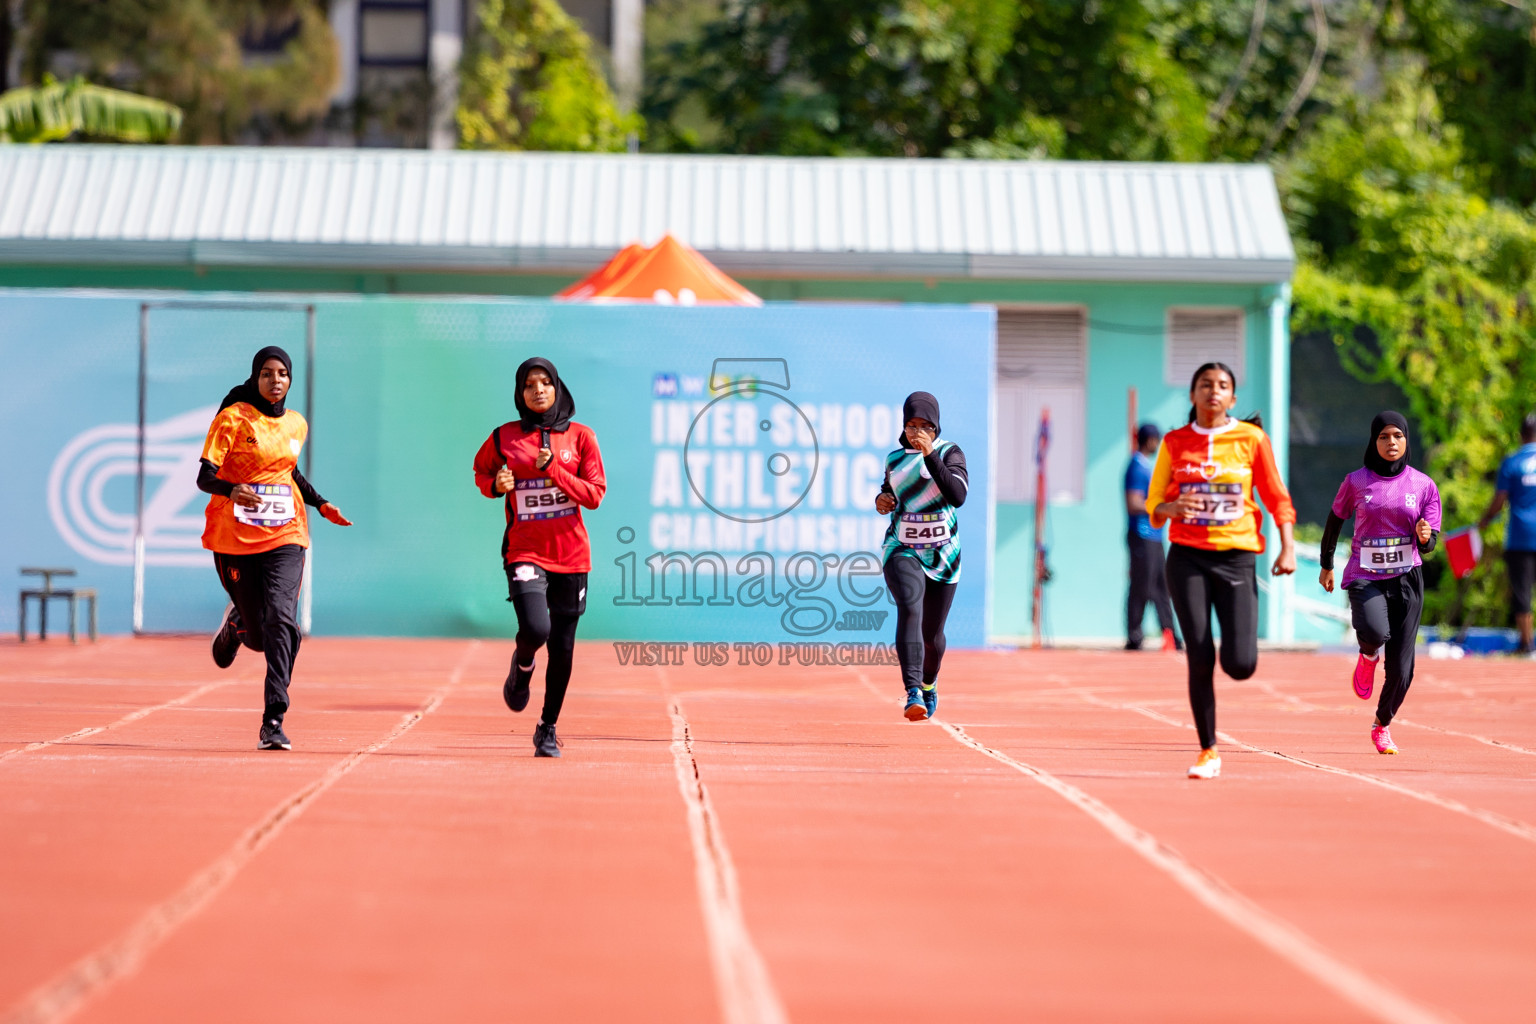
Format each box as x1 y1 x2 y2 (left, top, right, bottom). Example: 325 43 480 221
2 637 1534 1023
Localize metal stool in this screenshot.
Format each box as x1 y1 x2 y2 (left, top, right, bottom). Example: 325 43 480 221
19 568 97 642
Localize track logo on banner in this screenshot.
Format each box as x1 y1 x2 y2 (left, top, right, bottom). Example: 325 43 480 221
47 406 218 567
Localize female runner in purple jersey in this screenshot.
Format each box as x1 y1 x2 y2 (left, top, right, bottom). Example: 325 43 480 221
1318 412 1441 754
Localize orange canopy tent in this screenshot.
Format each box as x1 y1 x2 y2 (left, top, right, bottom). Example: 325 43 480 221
556 234 762 306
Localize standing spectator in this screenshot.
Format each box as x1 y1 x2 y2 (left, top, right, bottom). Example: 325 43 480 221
1125 423 1180 651
1479 413 1536 654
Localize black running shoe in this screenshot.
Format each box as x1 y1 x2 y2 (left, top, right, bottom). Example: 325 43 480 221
212 604 241 669
503 659 533 713
258 718 291 751
532 722 562 758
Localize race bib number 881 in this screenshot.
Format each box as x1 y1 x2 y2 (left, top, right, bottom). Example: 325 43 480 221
514 478 576 521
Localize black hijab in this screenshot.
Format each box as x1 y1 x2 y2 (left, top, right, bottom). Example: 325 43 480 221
900 391 941 448
1364 410 1411 477
219 346 293 418
515 357 575 433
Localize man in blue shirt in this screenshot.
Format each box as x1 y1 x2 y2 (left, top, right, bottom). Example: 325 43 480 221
1479 413 1536 654
1125 423 1180 651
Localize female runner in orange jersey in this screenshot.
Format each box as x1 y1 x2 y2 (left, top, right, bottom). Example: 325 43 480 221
198 346 352 751
1146 362 1296 779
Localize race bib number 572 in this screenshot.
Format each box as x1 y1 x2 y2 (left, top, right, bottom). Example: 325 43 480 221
1179 483 1243 526
514 478 576 522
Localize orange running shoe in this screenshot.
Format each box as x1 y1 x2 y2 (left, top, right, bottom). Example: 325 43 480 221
1187 748 1221 779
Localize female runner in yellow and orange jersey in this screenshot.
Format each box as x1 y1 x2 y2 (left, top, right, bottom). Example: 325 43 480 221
1146 362 1296 780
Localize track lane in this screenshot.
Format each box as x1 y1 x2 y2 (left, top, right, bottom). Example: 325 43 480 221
62 643 720 1024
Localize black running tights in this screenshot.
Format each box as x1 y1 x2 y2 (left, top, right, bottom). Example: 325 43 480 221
1347 568 1424 727
213 544 305 719
1165 544 1259 750
883 554 957 691
512 593 580 725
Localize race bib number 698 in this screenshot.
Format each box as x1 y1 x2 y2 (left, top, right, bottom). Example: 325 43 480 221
514 478 576 522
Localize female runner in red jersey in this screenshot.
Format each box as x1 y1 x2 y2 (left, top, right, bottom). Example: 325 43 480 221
473 358 606 757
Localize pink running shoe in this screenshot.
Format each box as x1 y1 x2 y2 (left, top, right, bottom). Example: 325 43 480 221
1371 724 1398 754
1352 653 1379 700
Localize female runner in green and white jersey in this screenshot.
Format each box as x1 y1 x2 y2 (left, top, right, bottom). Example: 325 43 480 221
875 391 968 721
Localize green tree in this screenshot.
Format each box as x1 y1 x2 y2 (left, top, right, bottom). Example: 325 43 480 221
643 0 1208 159
458 0 637 151
0 75 183 143
17 0 336 144
1285 67 1536 626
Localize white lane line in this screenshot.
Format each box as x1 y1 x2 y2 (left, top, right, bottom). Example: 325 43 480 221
665 696 789 1024
2 641 480 1024
939 721 1451 1024
0 678 242 766
1393 718 1536 758
1063 687 1536 848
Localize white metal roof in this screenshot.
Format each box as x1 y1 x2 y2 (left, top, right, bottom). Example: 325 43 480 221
0 146 1294 283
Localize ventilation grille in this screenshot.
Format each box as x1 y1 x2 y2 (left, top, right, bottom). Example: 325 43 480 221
1166 308 1245 386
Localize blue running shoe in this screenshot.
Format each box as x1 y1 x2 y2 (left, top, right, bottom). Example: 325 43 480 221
904 687 928 721
922 684 938 719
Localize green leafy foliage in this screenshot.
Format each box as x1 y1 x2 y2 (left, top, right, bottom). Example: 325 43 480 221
458 0 638 151
642 0 1209 158
0 75 183 143
17 0 335 144
1286 69 1536 625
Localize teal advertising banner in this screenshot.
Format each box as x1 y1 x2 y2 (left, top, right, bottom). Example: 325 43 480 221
2 291 995 647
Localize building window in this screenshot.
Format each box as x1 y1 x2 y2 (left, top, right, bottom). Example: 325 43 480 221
1165 308 1246 388
996 308 1087 504
360 1 429 66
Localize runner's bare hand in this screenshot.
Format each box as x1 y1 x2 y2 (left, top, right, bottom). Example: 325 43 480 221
875 492 897 515
1416 518 1432 544
1156 492 1203 520
535 447 553 470
908 426 935 456
494 467 517 495
231 483 260 508
1319 567 1334 593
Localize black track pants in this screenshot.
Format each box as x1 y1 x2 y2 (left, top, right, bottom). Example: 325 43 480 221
506 564 586 726
1347 568 1424 726
213 544 305 719
1165 544 1259 750
883 554 957 692
1127 533 1177 647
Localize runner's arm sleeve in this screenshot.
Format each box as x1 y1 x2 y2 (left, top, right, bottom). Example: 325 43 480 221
473 432 503 498
1318 511 1345 570
196 458 235 497
1145 442 1173 527
545 429 606 509
926 446 968 507
1418 480 1442 554
290 466 328 508
1253 434 1297 525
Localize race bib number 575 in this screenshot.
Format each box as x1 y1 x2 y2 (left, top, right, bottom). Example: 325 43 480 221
233 484 295 528
514 478 576 522
1179 483 1243 526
